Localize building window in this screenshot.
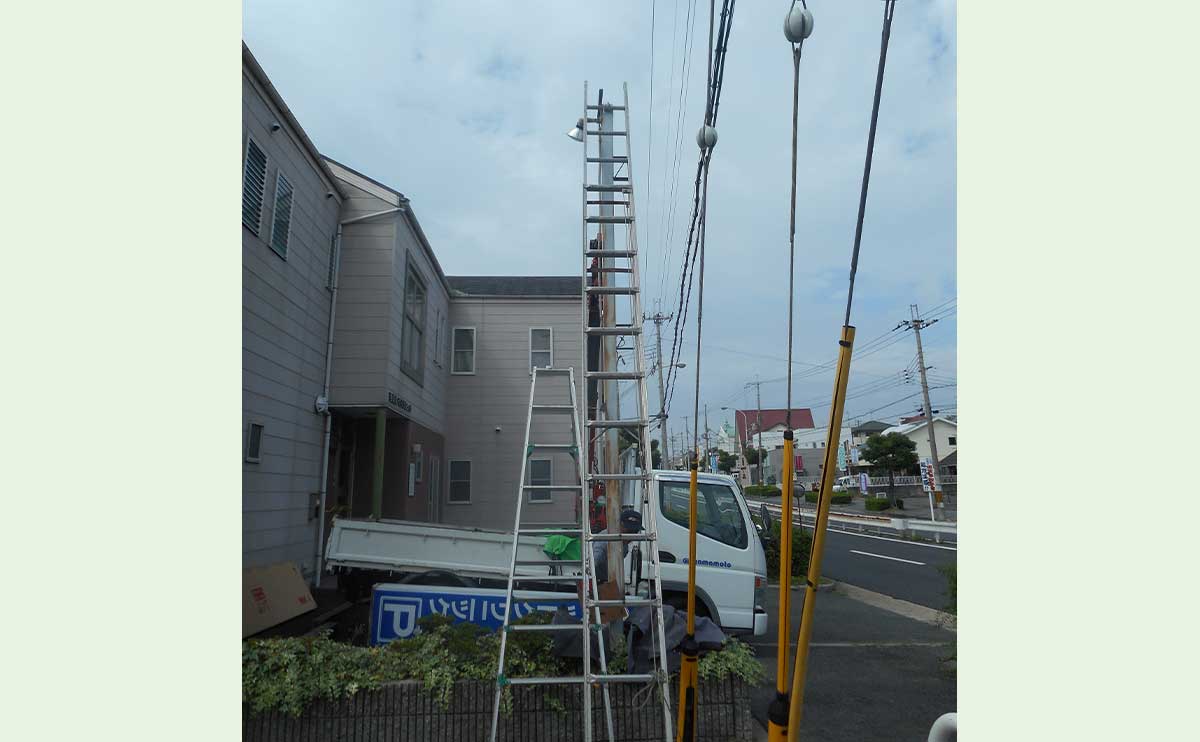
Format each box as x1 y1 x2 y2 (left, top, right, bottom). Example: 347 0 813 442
448 460 471 503
242 137 268 234
432 308 442 368
452 327 476 374
528 459 552 503
269 172 294 258
948 436 957 446
245 423 264 463
530 328 553 371
401 261 427 383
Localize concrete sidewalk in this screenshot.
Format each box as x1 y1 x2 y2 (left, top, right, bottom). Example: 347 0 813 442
744 582 956 741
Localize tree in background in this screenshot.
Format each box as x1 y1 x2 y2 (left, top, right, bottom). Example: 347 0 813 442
858 433 919 505
741 447 768 466
717 449 738 474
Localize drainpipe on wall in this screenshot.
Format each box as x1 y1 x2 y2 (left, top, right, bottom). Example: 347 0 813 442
312 206 404 589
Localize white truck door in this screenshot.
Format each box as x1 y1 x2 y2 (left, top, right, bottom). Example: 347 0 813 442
653 475 757 631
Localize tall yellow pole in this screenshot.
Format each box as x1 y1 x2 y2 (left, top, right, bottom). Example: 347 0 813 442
675 454 700 741
767 431 796 741
787 325 855 739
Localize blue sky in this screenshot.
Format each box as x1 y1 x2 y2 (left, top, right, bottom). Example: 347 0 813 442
243 0 957 442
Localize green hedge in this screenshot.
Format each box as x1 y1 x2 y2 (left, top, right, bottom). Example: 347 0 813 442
744 484 781 498
761 519 811 579
243 613 763 716
864 496 891 511
803 491 853 504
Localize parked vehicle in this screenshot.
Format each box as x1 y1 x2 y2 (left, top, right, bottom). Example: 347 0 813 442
324 469 769 636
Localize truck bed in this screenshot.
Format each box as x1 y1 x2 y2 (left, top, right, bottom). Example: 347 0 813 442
324 518 570 581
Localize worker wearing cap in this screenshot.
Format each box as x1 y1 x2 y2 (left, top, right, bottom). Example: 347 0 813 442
591 507 643 584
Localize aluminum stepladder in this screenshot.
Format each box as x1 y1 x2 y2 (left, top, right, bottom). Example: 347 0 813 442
580 82 674 742
489 365 619 742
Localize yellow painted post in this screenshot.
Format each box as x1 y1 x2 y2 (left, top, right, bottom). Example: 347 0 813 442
787 325 855 739
767 431 796 741
675 454 700 742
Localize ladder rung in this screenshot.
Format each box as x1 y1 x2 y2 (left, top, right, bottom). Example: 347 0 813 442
613 176 630 181
507 676 587 686
586 200 631 206
587 473 647 481
528 443 576 450
587 418 648 429
586 157 628 163
507 624 586 633
587 597 661 608
516 559 581 566
585 326 641 335
585 371 641 380
585 285 639 295
590 673 657 684
532 404 576 413
585 250 636 258
585 216 635 224
586 104 626 111
585 185 632 193
511 574 586 583
588 266 633 273
522 485 584 491
589 532 657 542
533 368 573 375
586 130 628 136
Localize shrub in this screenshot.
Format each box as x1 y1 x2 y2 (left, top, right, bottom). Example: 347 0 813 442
698 638 764 685
762 518 811 579
864 496 891 511
744 484 781 498
803 491 852 505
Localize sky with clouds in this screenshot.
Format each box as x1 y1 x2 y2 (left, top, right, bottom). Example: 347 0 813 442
244 0 957 443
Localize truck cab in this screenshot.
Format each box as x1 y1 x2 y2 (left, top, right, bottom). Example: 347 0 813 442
627 470 768 636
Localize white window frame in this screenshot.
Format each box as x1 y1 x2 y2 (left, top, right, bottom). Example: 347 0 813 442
245 422 265 463
527 458 553 503
269 171 294 259
451 327 476 375
241 134 267 234
530 327 553 372
401 258 427 385
447 459 472 504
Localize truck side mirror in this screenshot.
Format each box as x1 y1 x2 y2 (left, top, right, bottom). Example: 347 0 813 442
759 503 775 544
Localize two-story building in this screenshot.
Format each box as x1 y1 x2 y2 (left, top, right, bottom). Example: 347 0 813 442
242 44 587 583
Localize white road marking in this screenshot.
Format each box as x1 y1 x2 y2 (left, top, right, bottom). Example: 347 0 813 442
849 549 926 566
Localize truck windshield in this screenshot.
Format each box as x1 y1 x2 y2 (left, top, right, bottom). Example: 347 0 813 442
659 481 748 549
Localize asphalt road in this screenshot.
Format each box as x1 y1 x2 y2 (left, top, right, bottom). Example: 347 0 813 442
811 527 956 610
745 585 956 741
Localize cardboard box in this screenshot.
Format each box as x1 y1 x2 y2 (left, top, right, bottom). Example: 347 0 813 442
242 561 316 637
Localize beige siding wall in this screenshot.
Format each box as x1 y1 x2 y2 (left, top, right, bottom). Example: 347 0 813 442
242 70 342 575
444 298 583 529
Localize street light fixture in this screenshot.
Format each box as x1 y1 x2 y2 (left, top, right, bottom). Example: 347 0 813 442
566 117 585 142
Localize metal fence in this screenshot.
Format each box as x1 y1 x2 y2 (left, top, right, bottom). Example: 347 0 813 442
243 676 751 742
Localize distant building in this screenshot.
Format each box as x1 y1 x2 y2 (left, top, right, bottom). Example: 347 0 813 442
881 417 958 467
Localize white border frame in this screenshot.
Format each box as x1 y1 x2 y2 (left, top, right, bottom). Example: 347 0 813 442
447 458 472 504
529 327 553 373
451 326 476 375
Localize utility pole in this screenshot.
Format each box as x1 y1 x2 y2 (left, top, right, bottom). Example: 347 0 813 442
902 304 943 520
745 377 765 485
647 310 673 467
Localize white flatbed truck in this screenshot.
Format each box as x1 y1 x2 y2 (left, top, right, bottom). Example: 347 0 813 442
324 470 769 636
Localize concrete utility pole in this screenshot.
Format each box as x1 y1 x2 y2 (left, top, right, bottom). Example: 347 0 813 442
647 310 673 468
903 304 943 520
745 377 765 484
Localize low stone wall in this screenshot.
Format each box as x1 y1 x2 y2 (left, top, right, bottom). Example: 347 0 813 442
243 676 752 741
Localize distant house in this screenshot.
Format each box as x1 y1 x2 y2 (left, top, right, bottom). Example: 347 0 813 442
881 417 957 467
731 408 815 485
850 420 890 445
